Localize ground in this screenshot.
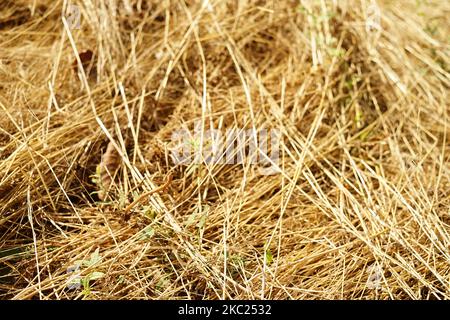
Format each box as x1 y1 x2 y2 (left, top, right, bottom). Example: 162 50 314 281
0 0 449 299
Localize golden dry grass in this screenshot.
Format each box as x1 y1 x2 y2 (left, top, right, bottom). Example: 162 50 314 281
0 0 449 299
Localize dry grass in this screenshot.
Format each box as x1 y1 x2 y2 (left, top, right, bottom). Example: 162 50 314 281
0 0 449 300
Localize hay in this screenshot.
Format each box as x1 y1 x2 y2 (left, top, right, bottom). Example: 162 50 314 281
0 0 449 299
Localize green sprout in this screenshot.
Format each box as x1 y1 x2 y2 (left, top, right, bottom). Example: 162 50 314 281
139 225 155 241
265 248 274 266
70 248 105 297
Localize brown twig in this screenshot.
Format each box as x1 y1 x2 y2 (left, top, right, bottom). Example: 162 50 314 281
123 174 173 217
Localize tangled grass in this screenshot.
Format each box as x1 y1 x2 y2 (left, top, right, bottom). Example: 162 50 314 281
0 0 449 299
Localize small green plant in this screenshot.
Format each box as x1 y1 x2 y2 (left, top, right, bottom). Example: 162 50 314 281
265 248 273 266
69 248 105 297
355 109 364 129
424 22 438 36
81 271 105 296
142 205 158 220
328 47 345 58
89 165 103 200
185 206 209 246
155 274 170 292
185 206 209 229
139 225 155 241
229 254 244 266
358 128 371 141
